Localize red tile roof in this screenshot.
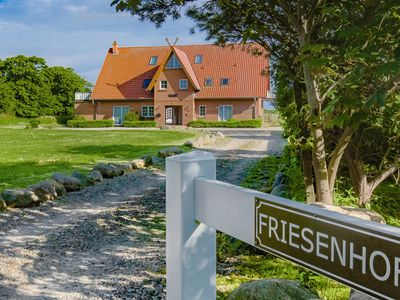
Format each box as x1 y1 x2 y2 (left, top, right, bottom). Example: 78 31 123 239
90 43 269 100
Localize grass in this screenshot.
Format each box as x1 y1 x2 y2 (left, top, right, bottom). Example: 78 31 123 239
0 114 29 126
0 128 196 191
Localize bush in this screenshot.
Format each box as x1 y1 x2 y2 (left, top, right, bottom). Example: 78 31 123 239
26 119 40 129
67 119 114 128
123 120 157 128
73 115 86 120
188 119 262 128
36 116 57 124
124 111 140 122
56 115 74 124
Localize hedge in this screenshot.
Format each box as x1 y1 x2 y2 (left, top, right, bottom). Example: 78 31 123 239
67 119 114 128
123 121 157 128
188 119 262 128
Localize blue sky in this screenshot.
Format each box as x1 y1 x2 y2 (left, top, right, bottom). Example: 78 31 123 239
0 0 208 83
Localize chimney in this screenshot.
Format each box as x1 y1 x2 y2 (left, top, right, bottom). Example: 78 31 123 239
112 41 119 55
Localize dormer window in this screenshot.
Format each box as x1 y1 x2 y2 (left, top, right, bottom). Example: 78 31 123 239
149 56 158 65
142 79 151 88
166 54 181 69
221 77 230 86
205 78 213 86
194 55 203 64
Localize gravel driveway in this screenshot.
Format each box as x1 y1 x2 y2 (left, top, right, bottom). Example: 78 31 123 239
0 128 285 299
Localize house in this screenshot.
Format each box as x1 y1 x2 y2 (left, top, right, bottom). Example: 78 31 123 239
75 41 270 126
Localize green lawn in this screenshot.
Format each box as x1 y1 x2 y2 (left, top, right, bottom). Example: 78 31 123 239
0 128 196 191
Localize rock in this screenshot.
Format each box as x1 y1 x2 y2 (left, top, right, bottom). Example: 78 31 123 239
117 163 132 175
87 169 103 184
272 172 288 188
311 203 386 224
349 290 378 300
29 180 59 202
1 189 40 208
131 159 145 169
227 279 319 300
93 163 120 178
271 184 289 197
53 180 67 196
143 155 163 167
71 171 91 187
183 140 193 148
157 147 183 158
0 197 7 211
52 173 82 192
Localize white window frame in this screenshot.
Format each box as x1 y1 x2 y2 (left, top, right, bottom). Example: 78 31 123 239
142 105 154 118
160 80 168 90
199 105 206 117
204 78 213 86
166 54 181 69
220 77 230 86
149 56 158 65
194 55 203 64
179 79 188 90
218 105 233 121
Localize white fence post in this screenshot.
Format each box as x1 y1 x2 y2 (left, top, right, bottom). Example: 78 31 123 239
166 151 217 300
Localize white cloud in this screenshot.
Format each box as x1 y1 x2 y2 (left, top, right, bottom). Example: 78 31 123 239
63 5 88 13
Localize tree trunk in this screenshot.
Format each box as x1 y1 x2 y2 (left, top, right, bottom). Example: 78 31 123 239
301 148 316 203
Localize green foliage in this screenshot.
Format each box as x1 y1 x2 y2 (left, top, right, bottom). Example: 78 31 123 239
67 119 114 128
25 119 40 129
123 120 157 127
124 111 140 122
55 115 74 125
188 119 262 128
0 114 27 126
36 116 57 124
0 55 90 117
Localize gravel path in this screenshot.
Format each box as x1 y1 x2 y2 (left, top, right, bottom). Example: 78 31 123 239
0 129 285 299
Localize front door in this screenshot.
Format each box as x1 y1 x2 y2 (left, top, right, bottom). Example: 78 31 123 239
113 106 130 125
218 105 233 121
165 107 173 125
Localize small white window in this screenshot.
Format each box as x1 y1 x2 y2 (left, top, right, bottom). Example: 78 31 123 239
142 106 154 117
199 105 206 117
179 79 188 90
194 55 203 64
221 78 229 86
149 56 158 65
166 54 181 69
205 78 213 86
160 80 167 90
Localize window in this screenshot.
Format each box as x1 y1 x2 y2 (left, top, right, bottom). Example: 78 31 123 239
160 80 167 90
142 79 151 88
218 105 233 121
221 77 230 86
179 79 188 90
166 54 181 69
199 105 206 117
194 55 203 64
142 106 154 118
204 78 213 86
149 56 158 65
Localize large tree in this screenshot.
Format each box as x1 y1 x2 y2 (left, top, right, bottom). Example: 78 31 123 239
111 0 400 204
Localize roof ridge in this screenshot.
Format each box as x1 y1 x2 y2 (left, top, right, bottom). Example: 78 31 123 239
114 42 252 49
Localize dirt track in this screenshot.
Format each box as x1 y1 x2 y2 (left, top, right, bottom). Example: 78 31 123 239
0 129 285 299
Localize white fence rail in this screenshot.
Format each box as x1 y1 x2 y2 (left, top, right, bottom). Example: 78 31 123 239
166 151 400 300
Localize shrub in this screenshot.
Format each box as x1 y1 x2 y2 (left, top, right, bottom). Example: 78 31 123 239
67 119 114 128
73 115 86 120
36 116 57 124
123 120 157 128
26 119 40 129
124 111 140 122
56 115 74 124
188 118 262 128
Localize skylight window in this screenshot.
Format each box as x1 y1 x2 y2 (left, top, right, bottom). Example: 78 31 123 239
205 78 213 86
194 55 203 64
221 78 230 86
166 54 181 69
149 56 158 65
142 79 151 88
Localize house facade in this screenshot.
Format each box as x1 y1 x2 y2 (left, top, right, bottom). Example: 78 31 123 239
75 42 270 126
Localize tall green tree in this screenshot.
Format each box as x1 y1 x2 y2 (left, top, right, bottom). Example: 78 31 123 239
111 0 400 204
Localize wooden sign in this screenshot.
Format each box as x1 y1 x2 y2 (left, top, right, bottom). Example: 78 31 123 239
255 197 400 300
